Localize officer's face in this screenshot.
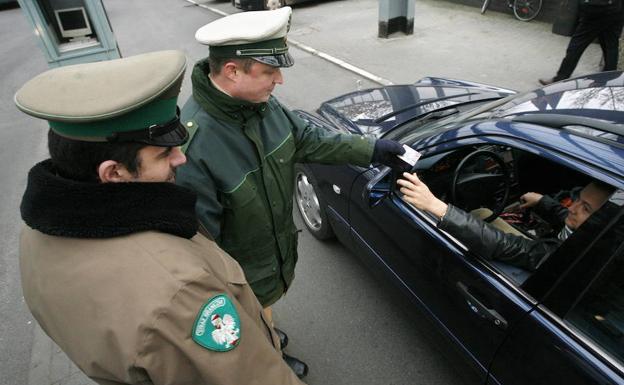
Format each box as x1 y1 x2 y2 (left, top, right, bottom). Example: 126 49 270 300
232 61 283 103
133 146 187 183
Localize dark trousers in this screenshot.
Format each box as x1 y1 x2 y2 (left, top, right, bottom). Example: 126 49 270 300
554 15 623 81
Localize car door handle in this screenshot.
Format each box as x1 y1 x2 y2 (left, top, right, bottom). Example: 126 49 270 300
456 281 508 330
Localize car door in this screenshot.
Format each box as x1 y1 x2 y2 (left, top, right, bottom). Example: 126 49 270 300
348 144 536 381
346 131 617 381
488 192 624 385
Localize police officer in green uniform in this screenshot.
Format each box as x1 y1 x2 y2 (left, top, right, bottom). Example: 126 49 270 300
17 50 304 385
176 7 406 377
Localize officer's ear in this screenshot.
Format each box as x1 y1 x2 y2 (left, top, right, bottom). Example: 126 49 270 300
98 160 134 183
222 61 240 81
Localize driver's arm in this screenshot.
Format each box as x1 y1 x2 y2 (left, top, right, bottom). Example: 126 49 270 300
519 192 543 209
532 194 569 228
397 173 560 271
439 205 560 271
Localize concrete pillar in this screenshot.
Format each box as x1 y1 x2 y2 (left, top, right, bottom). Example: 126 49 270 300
378 0 414 38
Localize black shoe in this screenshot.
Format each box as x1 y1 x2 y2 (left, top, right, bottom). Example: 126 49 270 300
538 77 555 86
283 353 309 379
274 327 288 350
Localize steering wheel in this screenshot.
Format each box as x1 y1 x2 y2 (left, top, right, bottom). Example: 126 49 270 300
451 149 511 222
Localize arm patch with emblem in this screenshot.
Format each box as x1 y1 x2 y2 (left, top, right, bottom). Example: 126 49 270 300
192 294 241 352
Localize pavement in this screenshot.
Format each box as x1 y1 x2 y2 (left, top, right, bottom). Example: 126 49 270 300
1 0 604 384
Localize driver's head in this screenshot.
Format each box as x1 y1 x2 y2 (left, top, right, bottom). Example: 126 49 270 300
565 180 614 230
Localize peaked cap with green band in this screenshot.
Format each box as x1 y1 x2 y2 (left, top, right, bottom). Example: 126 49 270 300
14 50 189 146
195 6 294 68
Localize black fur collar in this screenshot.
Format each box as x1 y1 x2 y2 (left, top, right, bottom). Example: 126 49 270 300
20 160 198 239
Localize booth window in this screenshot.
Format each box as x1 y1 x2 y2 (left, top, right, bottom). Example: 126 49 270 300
36 0 99 52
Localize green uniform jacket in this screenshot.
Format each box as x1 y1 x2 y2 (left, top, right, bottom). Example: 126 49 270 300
176 59 375 306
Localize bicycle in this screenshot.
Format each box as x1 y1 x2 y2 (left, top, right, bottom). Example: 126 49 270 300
481 0 543 22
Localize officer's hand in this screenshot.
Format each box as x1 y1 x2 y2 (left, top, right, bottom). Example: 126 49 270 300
371 139 408 170
519 192 543 210
397 172 448 219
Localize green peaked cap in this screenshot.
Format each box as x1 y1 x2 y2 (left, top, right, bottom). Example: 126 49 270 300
195 7 294 68
14 50 189 146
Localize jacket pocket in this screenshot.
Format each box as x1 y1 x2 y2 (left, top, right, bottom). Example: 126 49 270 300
220 179 257 209
225 241 278 282
266 135 296 204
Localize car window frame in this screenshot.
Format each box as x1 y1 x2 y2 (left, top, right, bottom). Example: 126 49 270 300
528 201 624 376
397 132 622 303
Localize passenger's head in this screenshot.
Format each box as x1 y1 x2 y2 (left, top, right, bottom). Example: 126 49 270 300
15 50 189 183
196 7 293 103
565 180 615 229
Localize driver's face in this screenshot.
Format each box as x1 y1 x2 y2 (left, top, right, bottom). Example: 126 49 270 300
565 183 611 230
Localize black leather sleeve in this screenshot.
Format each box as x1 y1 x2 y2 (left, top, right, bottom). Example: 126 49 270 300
533 195 568 228
438 205 561 271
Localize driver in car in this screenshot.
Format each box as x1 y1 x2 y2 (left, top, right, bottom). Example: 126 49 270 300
396 172 614 271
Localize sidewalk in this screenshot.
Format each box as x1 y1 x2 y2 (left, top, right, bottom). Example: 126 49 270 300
18 0 603 384
284 0 600 92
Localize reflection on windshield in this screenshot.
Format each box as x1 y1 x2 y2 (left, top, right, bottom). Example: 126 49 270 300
385 73 624 149
386 95 516 144
489 74 624 119
330 89 394 123
326 85 495 137
498 88 624 117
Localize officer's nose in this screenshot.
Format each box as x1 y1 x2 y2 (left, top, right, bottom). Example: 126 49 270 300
273 68 283 85
171 147 187 167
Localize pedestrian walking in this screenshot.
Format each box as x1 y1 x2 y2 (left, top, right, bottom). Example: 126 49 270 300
176 7 406 378
539 0 624 85
16 50 304 385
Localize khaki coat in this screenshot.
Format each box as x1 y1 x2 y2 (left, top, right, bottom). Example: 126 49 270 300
20 227 304 385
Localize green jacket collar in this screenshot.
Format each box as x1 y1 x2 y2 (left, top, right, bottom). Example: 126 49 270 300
191 58 269 124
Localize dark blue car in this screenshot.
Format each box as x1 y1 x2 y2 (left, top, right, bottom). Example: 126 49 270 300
294 72 624 385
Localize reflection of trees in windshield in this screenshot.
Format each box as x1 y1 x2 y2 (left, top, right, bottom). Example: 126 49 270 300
494 87 624 117
564 87 624 110
334 100 394 122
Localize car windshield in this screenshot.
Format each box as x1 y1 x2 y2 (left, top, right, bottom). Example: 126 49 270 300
385 94 517 144
387 74 624 145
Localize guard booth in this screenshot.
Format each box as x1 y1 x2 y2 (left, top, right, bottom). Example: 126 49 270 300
17 0 120 67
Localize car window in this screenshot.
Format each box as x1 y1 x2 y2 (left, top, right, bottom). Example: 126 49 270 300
563 205 624 365
405 142 611 289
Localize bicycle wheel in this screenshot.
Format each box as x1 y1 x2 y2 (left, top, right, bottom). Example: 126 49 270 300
513 0 542 21
481 0 491 14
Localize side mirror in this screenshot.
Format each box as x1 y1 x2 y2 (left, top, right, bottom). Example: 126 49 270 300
363 168 393 208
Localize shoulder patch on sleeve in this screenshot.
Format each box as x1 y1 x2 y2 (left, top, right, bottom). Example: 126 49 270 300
192 294 241 352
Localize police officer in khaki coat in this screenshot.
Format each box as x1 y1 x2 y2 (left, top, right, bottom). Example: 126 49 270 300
16 50 304 385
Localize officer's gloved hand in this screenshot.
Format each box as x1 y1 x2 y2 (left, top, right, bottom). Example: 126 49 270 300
372 139 409 171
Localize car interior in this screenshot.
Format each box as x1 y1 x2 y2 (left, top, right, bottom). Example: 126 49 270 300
404 143 600 284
